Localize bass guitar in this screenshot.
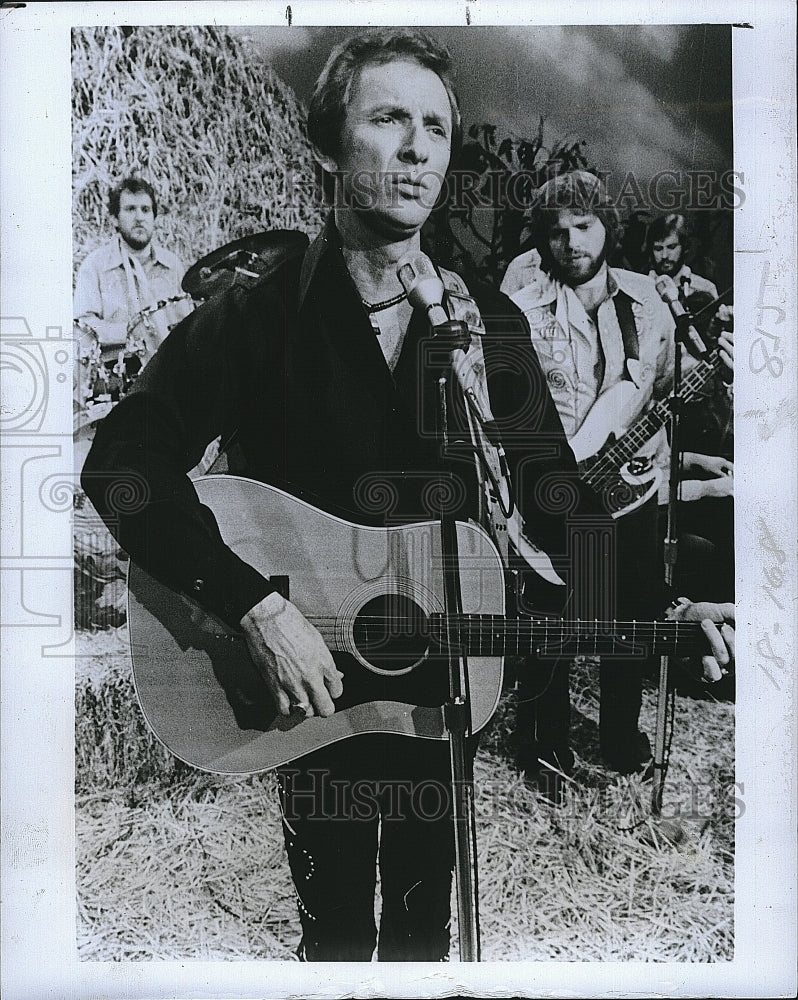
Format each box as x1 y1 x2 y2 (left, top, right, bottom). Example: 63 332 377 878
128 476 709 774
568 349 722 517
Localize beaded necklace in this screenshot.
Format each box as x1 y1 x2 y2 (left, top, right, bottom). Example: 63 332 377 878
361 290 407 315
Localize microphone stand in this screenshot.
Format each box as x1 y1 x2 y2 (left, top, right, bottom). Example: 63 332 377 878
432 319 481 962
651 313 692 818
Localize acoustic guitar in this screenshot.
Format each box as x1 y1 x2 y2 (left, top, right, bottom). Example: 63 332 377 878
128 476 708 774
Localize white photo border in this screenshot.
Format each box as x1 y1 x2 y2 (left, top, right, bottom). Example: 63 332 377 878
1 1 795 997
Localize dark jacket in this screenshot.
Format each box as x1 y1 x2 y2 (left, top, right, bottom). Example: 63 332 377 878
82 221 594 628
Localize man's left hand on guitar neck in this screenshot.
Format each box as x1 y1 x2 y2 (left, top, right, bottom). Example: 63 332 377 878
668 599 735 683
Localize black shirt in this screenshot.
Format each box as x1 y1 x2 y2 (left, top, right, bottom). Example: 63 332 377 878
83 219 592 628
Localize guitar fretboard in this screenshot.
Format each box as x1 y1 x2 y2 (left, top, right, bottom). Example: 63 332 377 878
429 615 705 658
580 350 720 486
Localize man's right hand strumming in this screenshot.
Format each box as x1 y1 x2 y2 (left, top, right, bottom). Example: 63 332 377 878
240 592 344 718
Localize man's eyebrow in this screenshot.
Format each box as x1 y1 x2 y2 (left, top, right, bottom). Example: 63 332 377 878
364 102 450 129
365 102 407 116
551 217 593 228
423 110 450 129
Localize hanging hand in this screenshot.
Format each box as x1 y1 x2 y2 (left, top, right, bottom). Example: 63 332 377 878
709 305 734 380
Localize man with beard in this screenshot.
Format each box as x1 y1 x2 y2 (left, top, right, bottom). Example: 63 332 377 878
646 210 734 458
74 176 192 370
83 45 734 960
74 177 193 628
501 171 732 780
646 212 719 301
645 214 735 604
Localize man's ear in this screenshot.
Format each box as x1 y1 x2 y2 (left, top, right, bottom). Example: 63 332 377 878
312 147 340 205
311 142 338 178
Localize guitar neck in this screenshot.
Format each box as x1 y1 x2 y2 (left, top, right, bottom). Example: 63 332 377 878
581 350 719 484
431 615 705 659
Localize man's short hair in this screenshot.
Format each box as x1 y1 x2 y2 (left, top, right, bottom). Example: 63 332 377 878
307 28 462 165
108 177 158 219
526 170 620 276
646 212 688 254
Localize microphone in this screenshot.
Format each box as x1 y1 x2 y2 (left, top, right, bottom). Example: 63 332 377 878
655 275 707 358
396 251 449 327
396 250 499 435
396 251 559 574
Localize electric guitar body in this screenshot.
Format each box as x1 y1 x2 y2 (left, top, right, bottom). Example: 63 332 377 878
566 351 722 518
568 381 661 518
568 380 646 464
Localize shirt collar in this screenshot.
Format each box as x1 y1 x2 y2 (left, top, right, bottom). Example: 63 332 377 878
511 261 643 311
298 213 339 312
150 240 172 267
605 266 645 303
101 233 168 271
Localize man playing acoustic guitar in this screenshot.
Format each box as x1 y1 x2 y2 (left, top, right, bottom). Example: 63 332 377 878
83 32 734 962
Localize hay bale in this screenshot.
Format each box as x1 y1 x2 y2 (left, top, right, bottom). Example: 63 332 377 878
72 26 326 273
76 635 734 962
75 629 191 795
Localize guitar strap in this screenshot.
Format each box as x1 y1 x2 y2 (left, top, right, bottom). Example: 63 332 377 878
437 268 508 562
613 289 641 384
438 268 565 586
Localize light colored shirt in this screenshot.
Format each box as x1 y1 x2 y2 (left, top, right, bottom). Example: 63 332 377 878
74 234 192 362
501 250 679 467
648 263 719 302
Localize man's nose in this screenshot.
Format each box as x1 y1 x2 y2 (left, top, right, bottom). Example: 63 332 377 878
398 121 429 164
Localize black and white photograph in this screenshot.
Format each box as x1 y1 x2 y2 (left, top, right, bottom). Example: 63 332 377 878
1 2 795 998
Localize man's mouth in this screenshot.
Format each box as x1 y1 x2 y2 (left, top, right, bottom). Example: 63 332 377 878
393 177 425 192
390 178 435 207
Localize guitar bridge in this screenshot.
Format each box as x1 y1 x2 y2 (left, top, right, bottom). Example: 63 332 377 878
627 456 653 476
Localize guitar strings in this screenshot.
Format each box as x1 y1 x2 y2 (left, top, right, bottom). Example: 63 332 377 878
302 616 698 626
300 616 704 648
583 351 719 484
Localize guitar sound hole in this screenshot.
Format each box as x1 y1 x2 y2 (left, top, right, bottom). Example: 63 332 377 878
352 595 431 673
